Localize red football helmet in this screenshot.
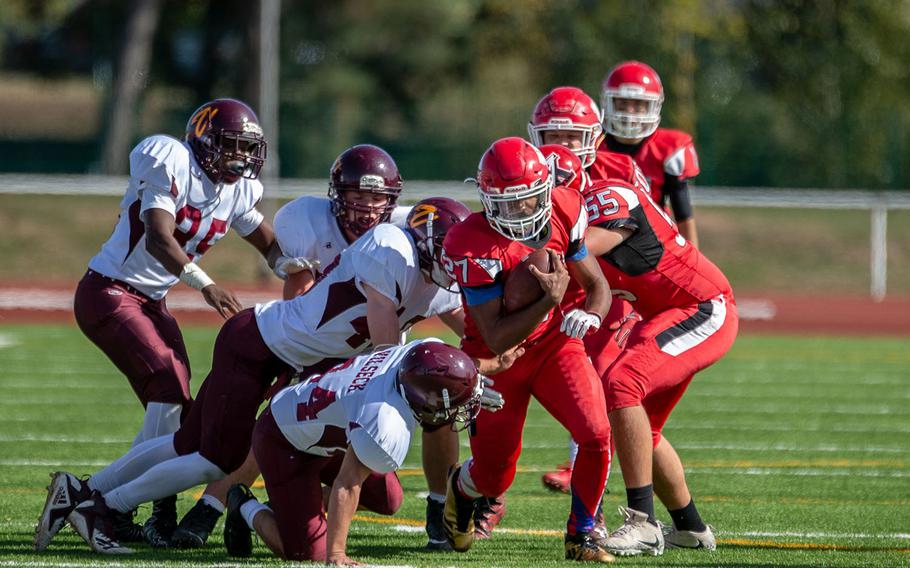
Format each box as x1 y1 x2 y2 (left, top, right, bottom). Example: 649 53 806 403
601 61 664 140
397 341 482 430
476 137 552 241
528 86 603 168
538 143 590 193
185 98 267 184
328 144 403 238
406 197 471 290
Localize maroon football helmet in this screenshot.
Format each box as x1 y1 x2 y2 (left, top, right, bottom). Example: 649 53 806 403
328 144 404 238
397 342 482 430
406 197 471 290
185 98 267 184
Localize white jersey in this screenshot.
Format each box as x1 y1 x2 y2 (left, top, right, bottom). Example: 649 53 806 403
270 340 435 473
88 135 265 300
273 195 411 273
254 224 461 371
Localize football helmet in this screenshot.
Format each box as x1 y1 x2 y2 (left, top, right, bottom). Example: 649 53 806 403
601 61 664 140
476 137 552 241
406 197 471 290
185 98 266 184
328 144 403 238
528 86 603 168
397 342 482 430
538 143 590 193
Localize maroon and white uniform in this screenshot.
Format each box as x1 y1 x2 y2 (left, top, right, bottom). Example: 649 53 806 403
583 179 737 446
74 134 264 414
253 341 433 561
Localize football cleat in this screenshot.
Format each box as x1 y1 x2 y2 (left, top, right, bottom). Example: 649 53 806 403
34 471 90 551
664 524 717 551
109 508 145 543
442 466 476 552
473 494 506 540
224 484 256 558
171 499 223 548
66 490 132 554
565 531 616 563
601 507 664 557
541 461 573 494
591 507 608 545
143 495 178 548
424 496 452 551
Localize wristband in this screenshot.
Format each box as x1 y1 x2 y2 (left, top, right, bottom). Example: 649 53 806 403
179 263 215 290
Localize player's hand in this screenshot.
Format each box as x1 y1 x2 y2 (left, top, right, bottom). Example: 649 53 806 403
201 285 242 319
607 310 642 349
560 309 601 339
528 249 569 306
326 552 363 566
273 255 320 280
479 376 505 412
476 344 525 375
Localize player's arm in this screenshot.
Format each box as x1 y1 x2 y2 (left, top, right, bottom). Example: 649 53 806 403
241 218 282 266
282 270 316 300
565 252 611 330
584 225 634 257
144 208 242 318
325 444 372 566
363 282 402 348
437 307 465 337
665 175 699 248
466 249 569 355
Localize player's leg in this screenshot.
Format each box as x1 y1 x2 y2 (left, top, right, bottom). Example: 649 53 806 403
529 337 614 563
421 426 459 549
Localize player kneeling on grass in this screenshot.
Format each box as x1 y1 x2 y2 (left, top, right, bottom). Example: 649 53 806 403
220 340 504 564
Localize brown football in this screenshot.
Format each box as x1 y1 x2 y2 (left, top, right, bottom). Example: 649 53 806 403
503 248 553 314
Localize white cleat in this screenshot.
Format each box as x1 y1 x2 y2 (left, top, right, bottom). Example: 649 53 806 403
34 471 88 551
664 524 716 551
601 507 664 557
67 490 133 555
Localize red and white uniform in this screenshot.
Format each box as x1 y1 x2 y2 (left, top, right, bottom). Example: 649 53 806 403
442 187 610 534
256 224 461 371
599 129 699 208
583 179 737 445
89 135 264 300
273 196 411 273
588 149 651 194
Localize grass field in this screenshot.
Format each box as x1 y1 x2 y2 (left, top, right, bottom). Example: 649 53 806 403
1 323 908 567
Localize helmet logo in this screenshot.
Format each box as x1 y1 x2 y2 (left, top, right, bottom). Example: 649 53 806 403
359 174 385 189
241 119 263 136
191 106 220 138
408 203 438 228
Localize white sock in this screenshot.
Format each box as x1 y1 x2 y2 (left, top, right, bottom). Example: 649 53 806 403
200 493 226 514
457 459 482 498
132 402 182 447
240 499 270 530
104 452 226 513
428 492 446 504
89 434 178 494
568 437 579 466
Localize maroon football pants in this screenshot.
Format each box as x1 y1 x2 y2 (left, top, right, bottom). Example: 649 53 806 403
74 270 191 409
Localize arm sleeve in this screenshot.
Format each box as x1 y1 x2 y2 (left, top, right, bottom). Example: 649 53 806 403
231 180 265 237
273 198 319 259
349 231 409 303
462 282 504 306
349 428 399 474
664 176 694 222
132 137 185 217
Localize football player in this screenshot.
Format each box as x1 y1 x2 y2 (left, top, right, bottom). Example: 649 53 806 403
441 137 616 563
220 340 504 564
35 198 513 555
600 61 701 247
71 98 279 545
529 87 646 494
170 144 416 548
581 177 737 556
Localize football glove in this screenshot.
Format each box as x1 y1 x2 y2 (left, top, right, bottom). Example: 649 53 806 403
608 310 642 349
560 309 601 339
479 376 505 412
273 256 320 280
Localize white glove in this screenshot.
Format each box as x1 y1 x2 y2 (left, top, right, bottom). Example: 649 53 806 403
560 309 601 339
273 256 320 280
479 376 505 412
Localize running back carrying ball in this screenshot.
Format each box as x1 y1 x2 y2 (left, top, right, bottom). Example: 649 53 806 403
502 248 553 313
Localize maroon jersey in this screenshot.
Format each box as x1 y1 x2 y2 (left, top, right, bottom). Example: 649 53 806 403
599 128 699 207
442 187 588 358
583 179 730 319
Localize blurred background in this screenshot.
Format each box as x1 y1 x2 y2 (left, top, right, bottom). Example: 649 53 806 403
0 0 909 304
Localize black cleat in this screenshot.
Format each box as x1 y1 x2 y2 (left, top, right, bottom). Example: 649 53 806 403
424 496 452 551
224 484 256 558
109 508 145 543
143 495 177 548
171 499 223 549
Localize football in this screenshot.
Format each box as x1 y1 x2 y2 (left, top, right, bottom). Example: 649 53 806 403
503 248 553 314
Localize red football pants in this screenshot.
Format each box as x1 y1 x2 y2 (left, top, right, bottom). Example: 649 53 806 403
604 294 738 446
467 328 611 525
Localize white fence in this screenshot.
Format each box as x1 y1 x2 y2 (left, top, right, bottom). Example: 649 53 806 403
2 174 908 301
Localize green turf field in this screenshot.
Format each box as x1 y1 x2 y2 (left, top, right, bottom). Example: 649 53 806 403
0 324 908 567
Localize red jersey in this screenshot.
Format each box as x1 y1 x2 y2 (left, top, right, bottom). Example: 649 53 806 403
583 179 730 319
442 187 588 358
598 128 699 207
588 149 650 195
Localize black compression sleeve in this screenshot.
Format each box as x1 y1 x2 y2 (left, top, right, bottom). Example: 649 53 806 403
665 176 693 221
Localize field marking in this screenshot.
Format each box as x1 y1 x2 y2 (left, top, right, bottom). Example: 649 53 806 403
0 333 17 349
511 441 910 453
0 435 132 444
